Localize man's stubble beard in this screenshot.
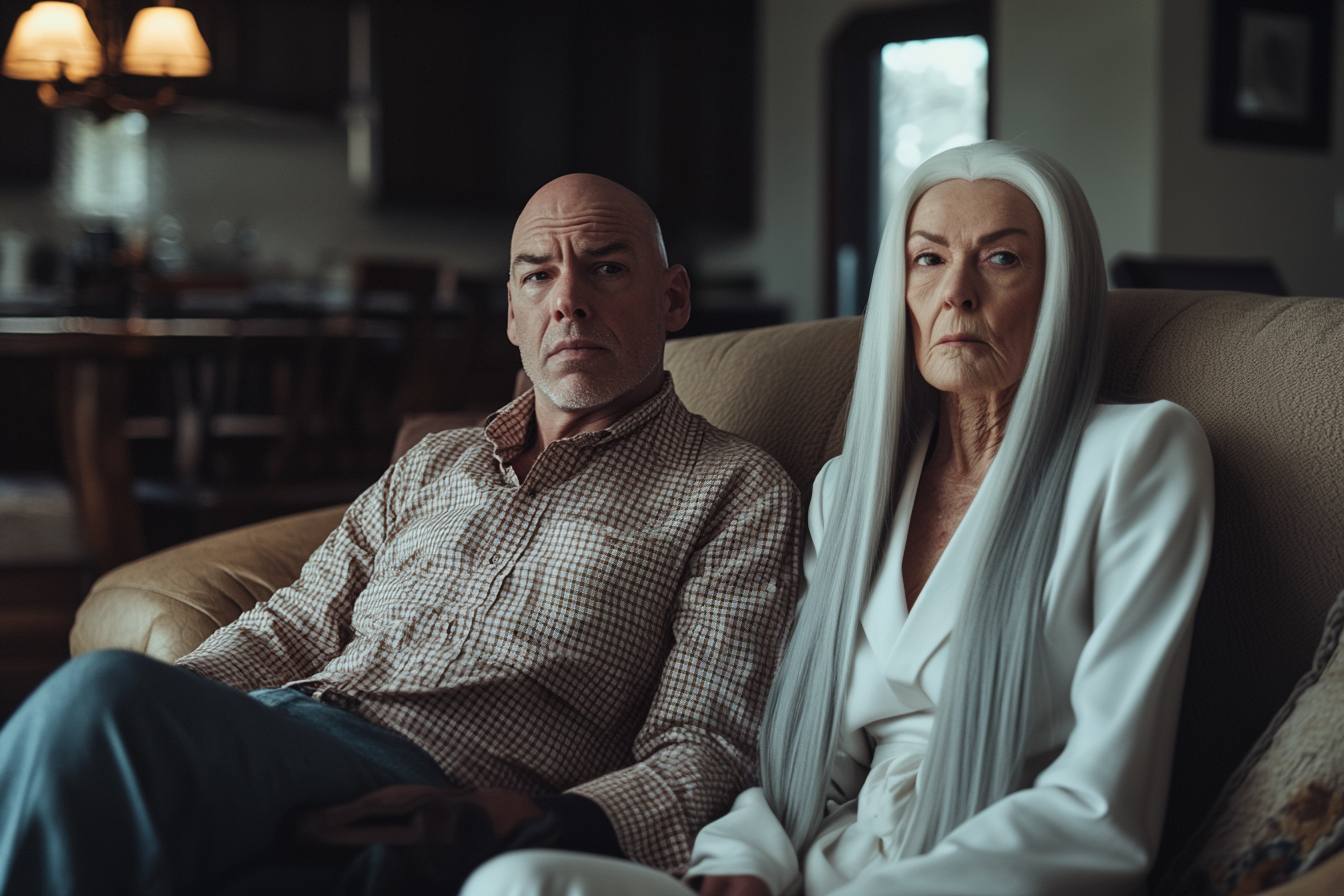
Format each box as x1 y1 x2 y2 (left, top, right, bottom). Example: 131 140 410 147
522 321 665 412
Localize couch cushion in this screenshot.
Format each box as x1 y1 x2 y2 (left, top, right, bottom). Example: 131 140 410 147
1156 590 1344 895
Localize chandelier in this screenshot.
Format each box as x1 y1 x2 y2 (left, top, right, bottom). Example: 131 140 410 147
1 0 210 118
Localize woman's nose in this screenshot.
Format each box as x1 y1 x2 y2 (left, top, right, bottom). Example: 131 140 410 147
940 260 980 312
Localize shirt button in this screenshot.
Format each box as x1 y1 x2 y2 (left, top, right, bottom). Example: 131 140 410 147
490 552 500 564
766 582 777 593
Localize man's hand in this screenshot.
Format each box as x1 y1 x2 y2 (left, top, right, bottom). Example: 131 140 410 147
293 785 543 848
462 787 545 838
292 785 549 888
696 874 771 896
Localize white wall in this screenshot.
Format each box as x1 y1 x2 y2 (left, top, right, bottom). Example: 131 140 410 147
153 111 514 282
997 0 1163 267
0 108 516 288
699 0 893 322
1157 0 1344 297
702 0 1166 321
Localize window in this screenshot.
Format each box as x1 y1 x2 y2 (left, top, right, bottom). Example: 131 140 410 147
827 0 991 316
57 110 150 221
877 35 988 232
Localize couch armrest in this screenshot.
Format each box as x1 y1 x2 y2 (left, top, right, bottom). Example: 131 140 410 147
69 505 347 663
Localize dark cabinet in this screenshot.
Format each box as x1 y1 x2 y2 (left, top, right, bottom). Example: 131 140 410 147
183 0 350 115
370 0 756 231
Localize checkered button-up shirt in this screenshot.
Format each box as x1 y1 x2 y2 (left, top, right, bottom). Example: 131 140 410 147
178 375 801 873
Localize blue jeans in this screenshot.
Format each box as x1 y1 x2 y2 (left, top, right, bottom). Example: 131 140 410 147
0 651 453 896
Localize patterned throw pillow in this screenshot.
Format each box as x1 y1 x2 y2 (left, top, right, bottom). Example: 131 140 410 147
1158 590 1344 895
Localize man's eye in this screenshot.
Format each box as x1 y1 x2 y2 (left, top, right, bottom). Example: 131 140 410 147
523 271 549 282
988 251 1019 266
596 263 624 275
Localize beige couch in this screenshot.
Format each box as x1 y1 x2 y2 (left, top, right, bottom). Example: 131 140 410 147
69 288 1344 893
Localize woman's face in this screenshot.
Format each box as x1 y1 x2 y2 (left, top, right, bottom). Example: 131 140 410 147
904 178 1046 399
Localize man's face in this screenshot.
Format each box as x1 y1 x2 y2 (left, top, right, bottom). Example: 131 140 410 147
507 176 687 414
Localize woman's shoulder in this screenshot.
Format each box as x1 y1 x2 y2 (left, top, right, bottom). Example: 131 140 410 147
1079 399 1213 494
1085 399 1207 450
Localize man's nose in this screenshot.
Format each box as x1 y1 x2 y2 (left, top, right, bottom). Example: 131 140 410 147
551 270 591 321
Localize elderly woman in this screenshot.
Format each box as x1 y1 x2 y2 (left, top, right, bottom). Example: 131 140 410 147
462 141 1214 896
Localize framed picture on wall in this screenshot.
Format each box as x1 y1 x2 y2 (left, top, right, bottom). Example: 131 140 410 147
1208 0 1334 150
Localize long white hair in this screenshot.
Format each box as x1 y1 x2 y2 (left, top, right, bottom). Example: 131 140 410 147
759 141 1107 855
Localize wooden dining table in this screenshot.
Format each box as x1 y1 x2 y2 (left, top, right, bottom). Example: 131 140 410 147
0 313 408 574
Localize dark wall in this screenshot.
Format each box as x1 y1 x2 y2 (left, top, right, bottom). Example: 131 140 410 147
0 0 55 184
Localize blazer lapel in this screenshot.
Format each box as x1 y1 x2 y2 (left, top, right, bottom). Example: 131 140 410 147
875 424 993 706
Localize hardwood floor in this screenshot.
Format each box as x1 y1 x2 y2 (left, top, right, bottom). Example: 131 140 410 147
0 566 90 723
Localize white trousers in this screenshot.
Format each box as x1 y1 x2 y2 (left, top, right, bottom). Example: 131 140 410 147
461 849 697 896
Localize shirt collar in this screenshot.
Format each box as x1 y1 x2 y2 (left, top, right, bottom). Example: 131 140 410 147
485 371 678 466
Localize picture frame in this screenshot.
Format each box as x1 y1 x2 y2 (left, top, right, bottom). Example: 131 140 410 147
1208 0 1334 150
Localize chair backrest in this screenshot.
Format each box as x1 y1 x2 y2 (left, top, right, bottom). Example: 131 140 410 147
1110 255 1290 295
666 289 1344 872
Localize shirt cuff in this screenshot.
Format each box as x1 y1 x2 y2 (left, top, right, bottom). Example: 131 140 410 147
531 793 626 859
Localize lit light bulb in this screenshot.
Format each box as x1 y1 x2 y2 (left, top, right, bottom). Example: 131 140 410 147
1 1 103 83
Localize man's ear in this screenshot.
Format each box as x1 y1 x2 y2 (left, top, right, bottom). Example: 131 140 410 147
506 281 520 347
663 264 691 333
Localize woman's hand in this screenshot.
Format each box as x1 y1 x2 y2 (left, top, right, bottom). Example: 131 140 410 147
696 874 771 896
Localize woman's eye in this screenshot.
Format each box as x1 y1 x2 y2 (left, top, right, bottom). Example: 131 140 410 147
988 251 1019 266
912 252 941 266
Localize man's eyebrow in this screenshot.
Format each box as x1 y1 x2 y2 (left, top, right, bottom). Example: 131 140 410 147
510 242 634 267
580 241 633 257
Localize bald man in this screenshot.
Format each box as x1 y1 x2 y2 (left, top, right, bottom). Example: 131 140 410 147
0 175 800 895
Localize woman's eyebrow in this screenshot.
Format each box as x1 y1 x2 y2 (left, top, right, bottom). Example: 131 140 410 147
977 227 1029 245
908 229 945 245
907 227 1030 246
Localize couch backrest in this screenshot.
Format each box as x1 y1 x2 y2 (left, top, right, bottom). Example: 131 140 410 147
665 316 862 509
666 288 1344 872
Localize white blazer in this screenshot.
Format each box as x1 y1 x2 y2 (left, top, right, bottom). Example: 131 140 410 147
686 401 1215 896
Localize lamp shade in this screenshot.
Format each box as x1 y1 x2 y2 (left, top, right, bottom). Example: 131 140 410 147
120 6 210 78
2 1 103 83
